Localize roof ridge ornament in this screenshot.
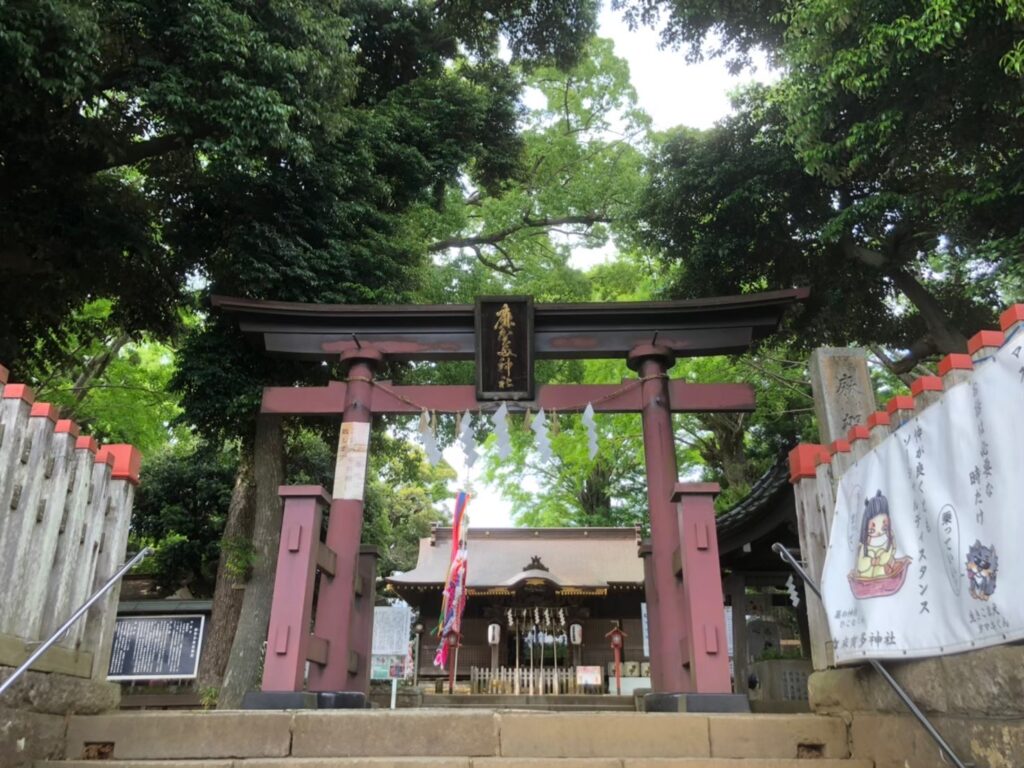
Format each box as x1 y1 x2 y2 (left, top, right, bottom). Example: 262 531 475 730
523 555 549 572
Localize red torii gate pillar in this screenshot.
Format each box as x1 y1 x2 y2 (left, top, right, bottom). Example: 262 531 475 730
630 345 738 708
219 290 804 710
630 344 690 693
307 348 381 695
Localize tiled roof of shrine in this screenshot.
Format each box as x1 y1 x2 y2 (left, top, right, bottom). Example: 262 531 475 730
387 527 643 589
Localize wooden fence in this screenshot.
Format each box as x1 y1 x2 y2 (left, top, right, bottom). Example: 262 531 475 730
0 365 140 682
469 665 603 695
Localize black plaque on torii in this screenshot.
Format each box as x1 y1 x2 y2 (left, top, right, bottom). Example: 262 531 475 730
475 295 534 401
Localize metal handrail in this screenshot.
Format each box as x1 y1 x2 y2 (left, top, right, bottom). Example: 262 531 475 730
772 543 970 768
0 547 152 697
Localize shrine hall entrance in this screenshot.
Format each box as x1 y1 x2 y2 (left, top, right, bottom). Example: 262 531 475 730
389 526 650 698
213 289 807 710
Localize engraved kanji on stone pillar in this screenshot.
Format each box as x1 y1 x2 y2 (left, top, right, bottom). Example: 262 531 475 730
809 348 877 445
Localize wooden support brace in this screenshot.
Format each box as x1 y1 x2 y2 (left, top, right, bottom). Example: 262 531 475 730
260 486 330 692
317 542 337 577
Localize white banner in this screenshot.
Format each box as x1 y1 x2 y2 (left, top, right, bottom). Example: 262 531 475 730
822 333 1024 664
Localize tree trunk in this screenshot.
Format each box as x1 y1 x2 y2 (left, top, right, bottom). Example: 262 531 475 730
71 333 131 404
195 451 256 697
840 236 969 364
217 414 285 709
887 268 969 354
698 413 749 491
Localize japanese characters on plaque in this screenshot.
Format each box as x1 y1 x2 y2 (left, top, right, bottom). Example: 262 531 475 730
474 296 535 401
821 332 1024 663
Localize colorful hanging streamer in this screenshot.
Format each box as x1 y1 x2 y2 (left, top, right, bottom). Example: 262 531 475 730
434 491 470 669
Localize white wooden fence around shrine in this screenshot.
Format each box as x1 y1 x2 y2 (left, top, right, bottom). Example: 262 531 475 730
469 666 601 695
0 365 141 682
789 304 1024 671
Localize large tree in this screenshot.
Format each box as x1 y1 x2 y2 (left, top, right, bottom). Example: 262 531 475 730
621 0 1024 371
159 0 601 704
0 0 598 371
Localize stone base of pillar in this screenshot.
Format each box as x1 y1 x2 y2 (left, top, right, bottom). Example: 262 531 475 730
241 691 319 709
317 691 370 709
644 692 751 713
241 690 369 709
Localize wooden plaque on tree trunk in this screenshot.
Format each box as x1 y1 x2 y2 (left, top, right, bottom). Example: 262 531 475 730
475 296 534 401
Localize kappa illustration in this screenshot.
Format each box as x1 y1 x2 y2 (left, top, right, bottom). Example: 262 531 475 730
966 540 998 601
848 490 912 599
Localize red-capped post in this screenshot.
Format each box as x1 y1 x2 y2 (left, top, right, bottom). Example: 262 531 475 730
910 376 943 413
938 354 973 389
865 412 891 450
886 395 916 429
788 443 835 669
1000 304 1024 337
968 330 1004 362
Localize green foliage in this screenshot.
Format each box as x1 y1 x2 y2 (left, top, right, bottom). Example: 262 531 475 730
623 0 1023 372
436 0 600 71
20 300 184 456
482 400 649 528
413 37 651 304
613 0 786 71
198 686 219 710
221 536 257 582
0 0 355 364
636 81 1011 371
131 441 238 596
364 431 457 578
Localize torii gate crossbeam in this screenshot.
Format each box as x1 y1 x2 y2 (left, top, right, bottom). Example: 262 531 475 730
214 289 808 710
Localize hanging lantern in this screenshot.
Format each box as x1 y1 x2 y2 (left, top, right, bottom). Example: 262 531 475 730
570 623 583 645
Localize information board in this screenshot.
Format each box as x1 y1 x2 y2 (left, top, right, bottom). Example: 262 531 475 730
372 604 412 655
575 665 602 686
371 654 407 681
107 615 205 681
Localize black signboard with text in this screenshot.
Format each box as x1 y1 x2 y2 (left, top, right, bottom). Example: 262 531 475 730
107 615 205 681
475 296 534 400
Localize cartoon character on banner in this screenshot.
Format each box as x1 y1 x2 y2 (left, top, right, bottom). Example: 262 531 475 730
848 490 912 599
965 541 997 601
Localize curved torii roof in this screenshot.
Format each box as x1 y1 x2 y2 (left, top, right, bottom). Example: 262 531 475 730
211 288 808 362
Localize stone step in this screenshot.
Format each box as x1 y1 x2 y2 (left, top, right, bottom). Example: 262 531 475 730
60 711 852 762
43 761 875 768
419 694 637 711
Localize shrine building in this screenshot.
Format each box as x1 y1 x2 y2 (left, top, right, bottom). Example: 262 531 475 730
388 527 648 684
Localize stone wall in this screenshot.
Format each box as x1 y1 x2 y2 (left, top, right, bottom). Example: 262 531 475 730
0 667 122 767
810 645 1024 767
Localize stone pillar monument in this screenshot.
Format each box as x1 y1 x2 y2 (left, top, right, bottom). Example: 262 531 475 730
808 349 876 445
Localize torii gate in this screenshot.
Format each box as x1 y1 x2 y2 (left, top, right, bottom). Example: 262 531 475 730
214 289 807 709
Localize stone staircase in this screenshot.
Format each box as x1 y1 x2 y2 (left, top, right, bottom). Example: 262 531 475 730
419 693 639 711
40 709 875 767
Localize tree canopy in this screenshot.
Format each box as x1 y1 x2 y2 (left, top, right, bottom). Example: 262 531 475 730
0 0 598 372
624 0 1024 372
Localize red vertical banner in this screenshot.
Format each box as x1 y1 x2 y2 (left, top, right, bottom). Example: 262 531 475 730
434 492 470 669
